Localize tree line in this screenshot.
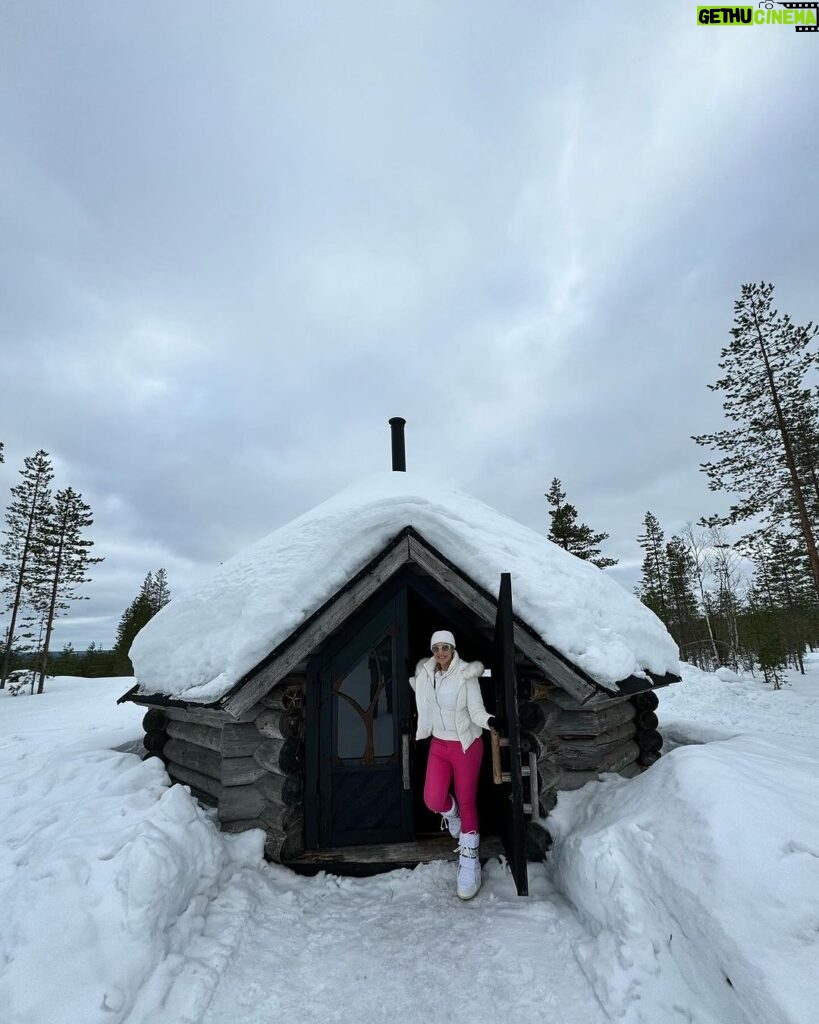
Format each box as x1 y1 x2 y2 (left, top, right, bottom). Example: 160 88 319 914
0 449 101 692
553 282 819 688
2 282 814 691
0 444 171 691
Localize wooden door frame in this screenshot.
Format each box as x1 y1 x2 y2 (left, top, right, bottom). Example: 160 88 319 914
305 578 411 849
493 573 529 896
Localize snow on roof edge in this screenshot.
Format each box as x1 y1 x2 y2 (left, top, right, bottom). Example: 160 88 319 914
129 472 680 704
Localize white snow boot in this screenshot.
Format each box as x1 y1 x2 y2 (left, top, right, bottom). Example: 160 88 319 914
440 796 462 839
456 831 481 900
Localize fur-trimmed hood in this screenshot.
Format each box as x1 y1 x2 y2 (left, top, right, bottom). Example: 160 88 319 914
409 652 491 750
413 654 484 681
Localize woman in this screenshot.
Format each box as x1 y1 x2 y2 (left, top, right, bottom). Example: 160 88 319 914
409 629 496 900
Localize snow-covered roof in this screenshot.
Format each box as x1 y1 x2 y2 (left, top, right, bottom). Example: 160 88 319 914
130 472 679 704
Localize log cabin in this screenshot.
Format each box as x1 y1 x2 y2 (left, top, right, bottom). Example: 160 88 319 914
119 420 680 894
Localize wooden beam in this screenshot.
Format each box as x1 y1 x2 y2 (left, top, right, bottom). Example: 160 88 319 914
407 536 598 702
542 699 635 738
164 739 221 780
550 719 636 754
221 723 264 758
221 536 413 718
166 762 221 800
255 709 302 740
221 757 267 787
165 705 230 728
552 738 639 771
253 737 302 777
166 720 221 753
218 776 302 822
259 680 305 712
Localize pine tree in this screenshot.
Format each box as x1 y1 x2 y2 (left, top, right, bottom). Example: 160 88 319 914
34 488 103 693
789 394 819 511
637 511 669 621
693 282 819 595
112 570 171 675
665 535 700 654
152 567 171 611
0 451 53 687
545 478 618 568
744 583 788 689
51 642 79 676
745 529 816 672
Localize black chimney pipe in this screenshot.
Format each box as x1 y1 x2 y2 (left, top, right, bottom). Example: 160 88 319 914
388 417 407 471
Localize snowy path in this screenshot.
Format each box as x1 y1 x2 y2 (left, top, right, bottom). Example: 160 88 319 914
199 859 610 1024
5 669 819 1024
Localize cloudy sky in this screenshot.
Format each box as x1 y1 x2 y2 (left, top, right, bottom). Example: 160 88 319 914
2 2 817 650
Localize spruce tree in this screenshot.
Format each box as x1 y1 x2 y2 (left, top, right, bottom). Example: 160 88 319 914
52 642 78 676
152 567 171 611
34 488 102 693
637 511 669 621
545 478 618 568
745 530 815 672
112 570 171 675
665 535 700 654
0 451 53 687
693 282 819 595
744 583 788 689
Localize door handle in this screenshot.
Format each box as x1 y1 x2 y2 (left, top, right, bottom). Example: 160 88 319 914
402 734 411 790
490 728 503 785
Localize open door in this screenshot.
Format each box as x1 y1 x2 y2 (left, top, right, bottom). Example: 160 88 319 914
493 573 529 896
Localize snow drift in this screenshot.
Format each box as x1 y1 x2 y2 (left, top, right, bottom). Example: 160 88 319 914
3 664 819 1024
0 678 265 1024
548 663 819 1024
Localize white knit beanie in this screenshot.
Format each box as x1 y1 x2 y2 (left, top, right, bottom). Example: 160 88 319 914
430 629 456 649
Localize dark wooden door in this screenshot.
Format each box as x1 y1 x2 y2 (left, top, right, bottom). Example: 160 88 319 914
493 573 529 896
314 594 413 847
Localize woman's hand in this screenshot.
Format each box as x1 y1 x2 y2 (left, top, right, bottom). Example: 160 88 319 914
487 716 498 731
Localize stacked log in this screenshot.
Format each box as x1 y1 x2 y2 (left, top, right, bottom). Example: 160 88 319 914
517 690 643 860
630 691 663 766
162 710 222 808
217 680 306 863
143 680 306 860
142 708 169 758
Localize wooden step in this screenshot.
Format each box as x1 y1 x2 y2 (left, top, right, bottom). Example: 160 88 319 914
286 835 505 877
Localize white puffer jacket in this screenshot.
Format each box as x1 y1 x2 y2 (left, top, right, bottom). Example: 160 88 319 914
409 653 492 752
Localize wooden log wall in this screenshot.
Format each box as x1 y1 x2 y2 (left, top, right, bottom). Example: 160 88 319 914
138 676 306 862
518 678 664 861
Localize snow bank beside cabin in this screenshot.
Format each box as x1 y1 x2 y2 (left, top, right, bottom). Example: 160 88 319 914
547 662 819 1024
0 678 265 1024
130 471 678 702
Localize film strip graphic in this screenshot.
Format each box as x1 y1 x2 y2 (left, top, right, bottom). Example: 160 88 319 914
776 1 819 31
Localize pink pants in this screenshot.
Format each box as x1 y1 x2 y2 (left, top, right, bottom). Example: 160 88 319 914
424 736 483 834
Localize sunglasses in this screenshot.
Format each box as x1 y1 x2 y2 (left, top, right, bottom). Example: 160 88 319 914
431 644 453 653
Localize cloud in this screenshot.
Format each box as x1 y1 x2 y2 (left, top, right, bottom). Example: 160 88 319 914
1 1 817 648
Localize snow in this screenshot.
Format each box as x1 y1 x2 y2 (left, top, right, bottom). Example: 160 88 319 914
548 656 819 1024
130 471 679 703
3 660 818 1024
0 678 266 1024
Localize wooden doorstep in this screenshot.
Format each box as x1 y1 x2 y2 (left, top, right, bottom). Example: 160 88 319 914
288 834 505 867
